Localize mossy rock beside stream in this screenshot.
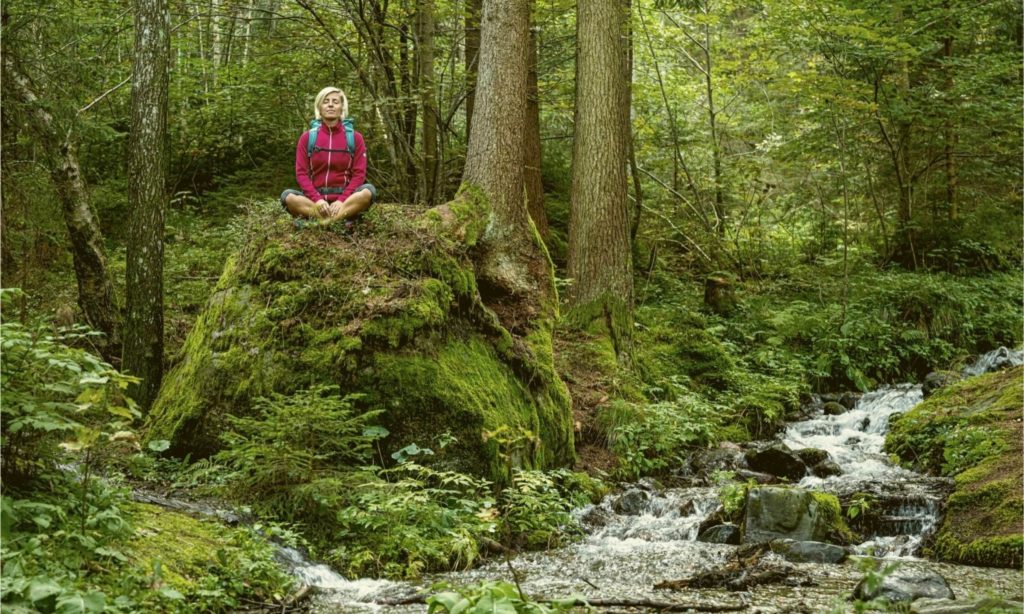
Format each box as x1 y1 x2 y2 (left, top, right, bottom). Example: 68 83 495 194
885 366 1023 568
144 197 574 481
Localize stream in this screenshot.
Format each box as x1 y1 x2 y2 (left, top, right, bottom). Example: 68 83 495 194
284 349 1023 612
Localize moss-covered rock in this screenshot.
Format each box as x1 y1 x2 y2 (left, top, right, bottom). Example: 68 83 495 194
885 366 1023 568
128 503 292 605
742 486 854 545
145 196 574 482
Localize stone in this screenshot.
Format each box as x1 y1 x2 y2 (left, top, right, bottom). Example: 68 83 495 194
839 392 860 409
853 567 955 603
811 460 843 478
745 443 808 481
823 401 846 416
796 448 830 466
690 445 745 481
612 488 650 516
769 539 847 564
922 372 955 398
743 486 849 544
698 523 741 545
735 469 778 484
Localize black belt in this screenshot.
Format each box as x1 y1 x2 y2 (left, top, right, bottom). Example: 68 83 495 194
317 186 346 194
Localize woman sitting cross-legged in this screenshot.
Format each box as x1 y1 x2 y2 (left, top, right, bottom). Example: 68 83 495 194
280 86 377 226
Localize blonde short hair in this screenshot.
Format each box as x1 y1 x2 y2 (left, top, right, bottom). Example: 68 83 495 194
313 86 349 120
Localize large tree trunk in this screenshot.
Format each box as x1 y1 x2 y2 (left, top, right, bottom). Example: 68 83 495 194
567 0 633 358
3 57 121 361
459 0 571 469
125 0 170 410
417 0 438 204
462 0 553 325
523 25 548 238
464 0 482 140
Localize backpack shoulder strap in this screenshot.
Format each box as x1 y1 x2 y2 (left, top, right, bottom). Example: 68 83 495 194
306 119 322 159
342 118 356 154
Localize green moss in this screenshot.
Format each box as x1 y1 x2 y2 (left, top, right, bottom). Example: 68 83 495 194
885 366 1023 567
810 491 856 545
127 503 292 598
145 200 573 483
366 336 572 481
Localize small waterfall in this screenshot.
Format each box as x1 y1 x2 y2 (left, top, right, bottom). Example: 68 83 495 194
962 346 1023 377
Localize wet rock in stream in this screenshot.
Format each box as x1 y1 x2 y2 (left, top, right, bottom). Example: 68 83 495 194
853 566 955 603
744 442 808 481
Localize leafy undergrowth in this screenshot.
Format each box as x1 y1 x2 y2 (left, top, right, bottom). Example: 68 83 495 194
886 366 1023 567
209 385 602 579
0 298 292 613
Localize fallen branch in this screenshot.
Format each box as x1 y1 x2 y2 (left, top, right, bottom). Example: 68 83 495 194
372 594 748 612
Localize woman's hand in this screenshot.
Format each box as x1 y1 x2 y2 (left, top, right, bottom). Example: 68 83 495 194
315 199 331 218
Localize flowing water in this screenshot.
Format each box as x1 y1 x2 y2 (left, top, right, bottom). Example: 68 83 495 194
294 349 1024 612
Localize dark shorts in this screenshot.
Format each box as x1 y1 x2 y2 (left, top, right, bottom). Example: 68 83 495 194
279 183 378 210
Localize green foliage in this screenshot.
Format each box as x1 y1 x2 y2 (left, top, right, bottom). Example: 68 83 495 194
600 393 718 480
427 580 581 614
1 290 140 487
0 304 289 612
500 470 581 550
833 557 903 614
755 271 1021 389
713 471 755 517
215 385 383 516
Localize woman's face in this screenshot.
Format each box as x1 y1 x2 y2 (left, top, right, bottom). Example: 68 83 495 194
319 92 343 122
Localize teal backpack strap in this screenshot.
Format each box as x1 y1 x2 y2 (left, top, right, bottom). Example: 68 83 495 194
306 119 322 159
342 118 356 154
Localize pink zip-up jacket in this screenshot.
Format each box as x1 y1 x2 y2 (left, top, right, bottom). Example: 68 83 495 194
294 122 368 203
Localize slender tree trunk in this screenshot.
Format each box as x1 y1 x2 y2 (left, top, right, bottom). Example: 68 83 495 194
464 0 482 139
942 4 958 222
701 5 724 237
3 57 121 361
523 25 548 238
624 0 642 244
417 0 438 204
567 0 633 359
125 0 170 410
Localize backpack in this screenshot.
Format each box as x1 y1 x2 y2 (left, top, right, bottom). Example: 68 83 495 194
306 117 356 159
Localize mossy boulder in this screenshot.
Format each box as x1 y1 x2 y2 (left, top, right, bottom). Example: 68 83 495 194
145 197 574 482
885 366 1023 568
742 486 854 545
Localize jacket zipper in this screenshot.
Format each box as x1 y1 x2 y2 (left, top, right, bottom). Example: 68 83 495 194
324 128 332 189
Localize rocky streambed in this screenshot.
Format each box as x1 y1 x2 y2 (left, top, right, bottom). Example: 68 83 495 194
287 348 1024 612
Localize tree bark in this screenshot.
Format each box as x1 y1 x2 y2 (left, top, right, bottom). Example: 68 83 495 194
567 0 633 358
125 0 170 410
523 25 548 238
3 56 121 361
464 0 482 140
416 0 438 204
462 0 553 332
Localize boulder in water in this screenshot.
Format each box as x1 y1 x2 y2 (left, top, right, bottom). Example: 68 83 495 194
796 447 830 466
811 459 843 478
698 523 741 545
743 486 854 545
612 488 650 515
735 468 778 484
823 401 846 416
769 538 848 564
745 442 807 481
853 566 954 603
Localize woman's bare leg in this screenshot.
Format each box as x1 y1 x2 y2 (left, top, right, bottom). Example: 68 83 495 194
325 189 373 223
284 192 321 218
